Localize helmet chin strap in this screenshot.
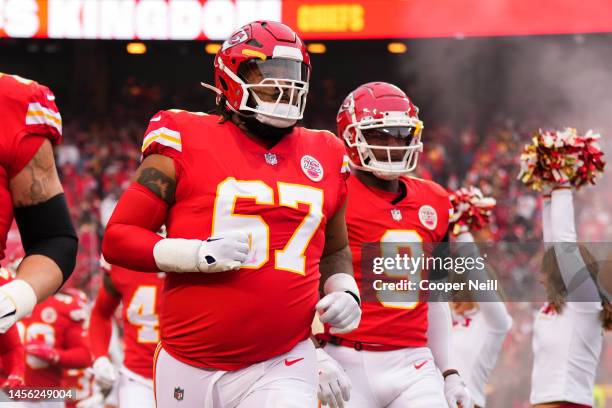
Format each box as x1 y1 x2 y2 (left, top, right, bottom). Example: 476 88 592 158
241 115 296 140
372 170 402 180
255 113 297 128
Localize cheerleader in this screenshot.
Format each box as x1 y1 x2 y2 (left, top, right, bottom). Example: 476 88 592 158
530 185 611 408
451 230 513 408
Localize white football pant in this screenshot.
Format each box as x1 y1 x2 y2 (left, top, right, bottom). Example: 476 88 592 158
325 344 447 408
154 339 317 408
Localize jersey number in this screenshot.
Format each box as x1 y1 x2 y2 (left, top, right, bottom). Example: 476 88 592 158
377 230 423 310
17 322 56 369
212 178 324 275
126 286 160 343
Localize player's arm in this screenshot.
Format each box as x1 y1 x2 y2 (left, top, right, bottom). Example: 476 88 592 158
316 201 361 335
0 139 78 333
26 321 92 369
0 326 25 387
102 154 248 273
89 273 121 389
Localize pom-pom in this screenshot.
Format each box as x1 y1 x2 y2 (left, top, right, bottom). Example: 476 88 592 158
449 187 496 235
518 128 605 191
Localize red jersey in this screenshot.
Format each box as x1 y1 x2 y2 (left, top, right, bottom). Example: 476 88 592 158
141 110 348 370
19 292 89 387
325 175 452 348
62 368 95 408
0 73 62 261
109 265 164 378
0 267 24 381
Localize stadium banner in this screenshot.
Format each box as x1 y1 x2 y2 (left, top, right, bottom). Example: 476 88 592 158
1 0 612 41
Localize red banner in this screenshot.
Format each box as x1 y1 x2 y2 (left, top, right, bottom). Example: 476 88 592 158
1 0 611 41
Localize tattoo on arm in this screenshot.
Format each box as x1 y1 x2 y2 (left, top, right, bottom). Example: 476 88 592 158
11 140 63 207
137 167 176 204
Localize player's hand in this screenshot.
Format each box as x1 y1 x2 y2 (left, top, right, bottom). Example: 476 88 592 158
76 392 105 408
0 291 17 334
444 373 473 408
197 233 250 273
1 374 24 389
92 356 117 390
316 348 351 408
316 292 361 335
26 341 60 364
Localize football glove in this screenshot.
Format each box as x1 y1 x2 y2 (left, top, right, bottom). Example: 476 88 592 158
444 373 473 408
92 356 117 390
316 348 351 408
26 342 59 364
153 233 249 273
316 292 361 335
0 280 37 333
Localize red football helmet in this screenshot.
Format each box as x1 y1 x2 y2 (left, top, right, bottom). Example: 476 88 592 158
213 21 310 128
337 82 424 178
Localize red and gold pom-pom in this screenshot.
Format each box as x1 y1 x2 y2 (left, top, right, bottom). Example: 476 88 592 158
449 186 496 236
518 128 606 191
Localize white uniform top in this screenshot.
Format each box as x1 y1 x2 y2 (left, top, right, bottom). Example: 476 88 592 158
530 189 604 405
452 302 512 407
452 232 513 407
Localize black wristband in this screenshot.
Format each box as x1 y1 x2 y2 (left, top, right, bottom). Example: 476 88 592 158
344 290 361 306
442 369 459 379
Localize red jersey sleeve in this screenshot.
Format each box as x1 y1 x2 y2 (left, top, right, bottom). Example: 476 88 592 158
57 296 91 369
88 273 121 359
141 110 183 161
0 74 63 178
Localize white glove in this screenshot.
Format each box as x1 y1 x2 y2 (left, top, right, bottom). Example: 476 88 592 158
316 292 361 335
92 356 117 390
444 373 473 408
316 348 351 408
153 232 249 273
197 234 250 272
76 392 105 408
0 280 37 333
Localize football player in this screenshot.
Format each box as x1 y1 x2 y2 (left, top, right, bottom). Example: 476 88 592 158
531 184 611 407
0 73 78 335
102 20 361 407
316 82 472 408
88 258 164 407
18 287 91 407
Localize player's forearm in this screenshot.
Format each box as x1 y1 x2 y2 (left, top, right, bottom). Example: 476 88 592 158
56 347 92 368
319 245 355 296
89 293 118 359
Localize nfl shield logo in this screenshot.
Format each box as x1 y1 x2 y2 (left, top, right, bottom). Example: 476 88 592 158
264 152 278 165
391 208 402 222
174 387 184 401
